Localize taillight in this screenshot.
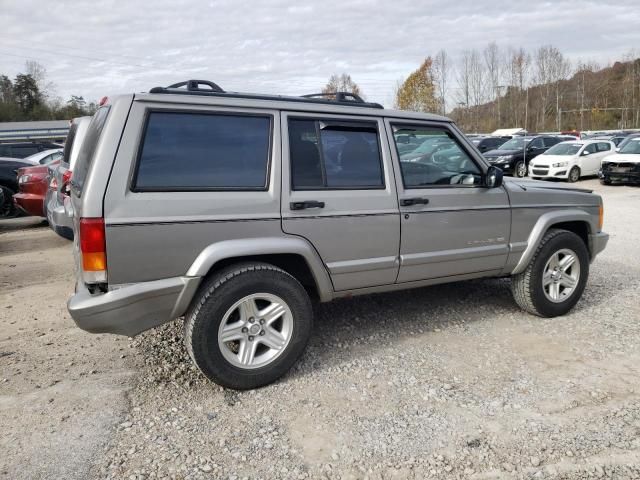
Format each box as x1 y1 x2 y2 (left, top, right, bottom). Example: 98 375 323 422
62 170 72 184
80 218 107 282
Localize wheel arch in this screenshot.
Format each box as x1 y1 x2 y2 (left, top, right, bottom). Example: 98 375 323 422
186 237 334 302
512 210 596 274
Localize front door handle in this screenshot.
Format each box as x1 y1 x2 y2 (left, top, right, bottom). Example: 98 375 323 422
290 200 325 210
400 197 429 206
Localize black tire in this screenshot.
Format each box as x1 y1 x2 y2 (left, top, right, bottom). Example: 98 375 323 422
568 166 580 183
600 178 611 185
0 185 20 219
511 229 589 317
184 262 313 390
514 161 527 178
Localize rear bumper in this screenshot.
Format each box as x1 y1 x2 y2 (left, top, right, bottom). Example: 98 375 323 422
13 193 44 217
47 199 73 239
589 232 609 261
67 276 201 336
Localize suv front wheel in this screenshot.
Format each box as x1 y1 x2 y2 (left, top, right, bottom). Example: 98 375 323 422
184 262 313 389
511 229 589 317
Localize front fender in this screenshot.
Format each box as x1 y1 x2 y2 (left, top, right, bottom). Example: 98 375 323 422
511 209 597 274
186 236 334 302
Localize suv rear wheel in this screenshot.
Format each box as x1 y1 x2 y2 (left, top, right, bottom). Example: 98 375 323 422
184 262 313 389
514 161 527 178
511 229 589 317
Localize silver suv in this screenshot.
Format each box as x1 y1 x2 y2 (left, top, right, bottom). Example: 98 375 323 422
66 80 609 389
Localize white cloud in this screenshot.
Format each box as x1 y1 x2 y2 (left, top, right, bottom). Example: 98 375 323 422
0 0 638 106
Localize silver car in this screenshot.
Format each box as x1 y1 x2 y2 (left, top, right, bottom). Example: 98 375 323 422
66 80 609 389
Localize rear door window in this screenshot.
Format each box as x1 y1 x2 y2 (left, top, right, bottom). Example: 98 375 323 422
133 111 272 191
596 142 611 152
72 106 110 196
288 118 384 190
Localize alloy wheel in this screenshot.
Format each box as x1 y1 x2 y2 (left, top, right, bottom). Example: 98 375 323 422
542 248 580 303
217 293 293 369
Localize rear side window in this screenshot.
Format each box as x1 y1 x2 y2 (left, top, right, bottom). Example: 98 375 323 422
596 142 611 152
72 106 110 196
134 111 271 191
288 118 384 190
62 121 79 165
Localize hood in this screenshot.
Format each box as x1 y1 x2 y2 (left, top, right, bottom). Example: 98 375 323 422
504 177 593 194
602 153 640 164
484 149 520 158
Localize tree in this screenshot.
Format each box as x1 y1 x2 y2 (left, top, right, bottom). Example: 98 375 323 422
322 73 363 98
13 74 41 114
25 60 55 100
395 58 439 113
484 42 502 127
432 50 449 115
0 75 13 103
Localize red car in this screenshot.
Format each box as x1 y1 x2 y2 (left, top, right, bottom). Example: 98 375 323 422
13 160 61 217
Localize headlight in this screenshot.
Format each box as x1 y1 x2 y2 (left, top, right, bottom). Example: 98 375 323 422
18 175 31 184
496 155 512 163
552 161 568 168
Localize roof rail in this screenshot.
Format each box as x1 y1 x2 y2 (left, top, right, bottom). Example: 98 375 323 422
148 80 383 109
150 80 224 94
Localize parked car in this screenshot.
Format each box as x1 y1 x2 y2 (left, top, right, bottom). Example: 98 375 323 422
45 117 91 239
615 133 640 152
469 136 510 153
599 136 640 185
0 159 33 218
13 161 61 217
0 142 62 159
66 80 608 390
483 135 564 177
19 148 64 166
528 140 615 182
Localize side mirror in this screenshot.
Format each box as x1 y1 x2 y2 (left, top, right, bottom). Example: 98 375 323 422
582 150 590 156
615 147 620 152
485 165 503 188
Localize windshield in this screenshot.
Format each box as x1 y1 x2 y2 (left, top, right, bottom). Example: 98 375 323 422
544 143 582 156
413 136 450 154
620 138 640 154
499 137 529 150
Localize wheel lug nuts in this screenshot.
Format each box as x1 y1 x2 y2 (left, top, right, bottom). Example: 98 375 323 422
259 330 265 336
259 319 265 325
248 336 254 341
241 327 248 333
249 317 255 323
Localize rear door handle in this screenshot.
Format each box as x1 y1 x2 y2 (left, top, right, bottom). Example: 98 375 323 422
400 197 429 206
290 200 325 210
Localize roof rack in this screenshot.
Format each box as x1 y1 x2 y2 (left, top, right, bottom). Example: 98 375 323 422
148 80 384 109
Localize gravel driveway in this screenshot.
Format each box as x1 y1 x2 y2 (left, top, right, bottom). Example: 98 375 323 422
1 179 639 479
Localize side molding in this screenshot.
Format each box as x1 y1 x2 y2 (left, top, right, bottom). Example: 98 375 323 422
186 236 334 302
511 209 596 275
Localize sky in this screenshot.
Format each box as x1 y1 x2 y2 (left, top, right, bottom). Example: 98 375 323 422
1 0 639 108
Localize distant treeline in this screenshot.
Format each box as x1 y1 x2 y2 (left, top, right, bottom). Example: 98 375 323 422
0 61 97 123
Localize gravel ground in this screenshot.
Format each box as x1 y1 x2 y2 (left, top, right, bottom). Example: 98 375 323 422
3 179 640 479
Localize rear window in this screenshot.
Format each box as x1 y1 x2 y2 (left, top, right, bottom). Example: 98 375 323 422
72 107 110 196
133 111 272 191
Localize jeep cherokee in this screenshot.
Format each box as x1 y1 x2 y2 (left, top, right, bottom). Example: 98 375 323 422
66 80 609 390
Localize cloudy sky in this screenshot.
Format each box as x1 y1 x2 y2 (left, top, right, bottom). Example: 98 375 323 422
1 0 639 107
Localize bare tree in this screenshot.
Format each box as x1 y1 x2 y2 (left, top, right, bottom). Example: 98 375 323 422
484 42 502 127
24 60 55 101
456 50 472 130
322 73 363 98
433 49 449 115
468 50 487 131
